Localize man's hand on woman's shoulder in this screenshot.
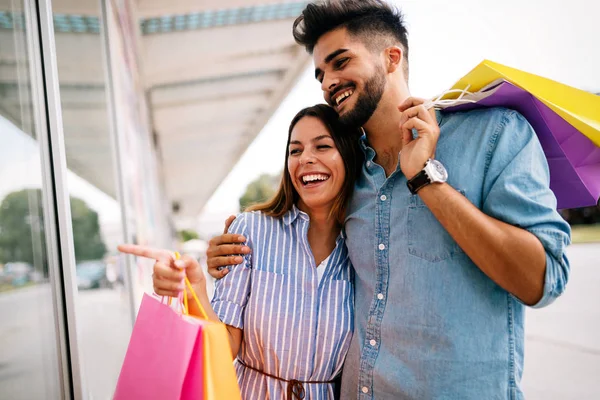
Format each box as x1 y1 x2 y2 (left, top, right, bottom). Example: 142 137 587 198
206 215 251 279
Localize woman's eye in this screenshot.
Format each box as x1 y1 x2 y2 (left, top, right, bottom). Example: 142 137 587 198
289 149 300 155
317 145 332 150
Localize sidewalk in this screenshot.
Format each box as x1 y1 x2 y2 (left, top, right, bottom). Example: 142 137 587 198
522 243 600 399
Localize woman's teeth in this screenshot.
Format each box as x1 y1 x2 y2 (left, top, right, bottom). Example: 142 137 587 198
302 174 329 184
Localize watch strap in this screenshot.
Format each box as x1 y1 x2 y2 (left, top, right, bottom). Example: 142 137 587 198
407 170 431 194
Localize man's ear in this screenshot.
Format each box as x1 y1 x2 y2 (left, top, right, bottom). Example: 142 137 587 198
385 46 403 73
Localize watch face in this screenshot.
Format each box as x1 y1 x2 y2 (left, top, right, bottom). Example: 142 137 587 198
428 159 448 182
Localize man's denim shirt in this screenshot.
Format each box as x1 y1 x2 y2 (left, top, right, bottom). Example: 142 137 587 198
340 108 571 400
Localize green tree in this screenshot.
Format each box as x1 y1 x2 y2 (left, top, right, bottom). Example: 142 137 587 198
0 189 107 270
178 229 199 242
70 197 107 261
0 189 47 266
239 173 280 212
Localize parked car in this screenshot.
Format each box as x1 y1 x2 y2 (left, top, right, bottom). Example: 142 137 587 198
1 262 33 286
76 260 109 290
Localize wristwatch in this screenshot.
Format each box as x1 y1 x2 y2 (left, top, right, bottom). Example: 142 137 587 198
406 159 448 194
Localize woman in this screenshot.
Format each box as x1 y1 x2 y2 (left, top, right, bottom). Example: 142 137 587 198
119 104 363 399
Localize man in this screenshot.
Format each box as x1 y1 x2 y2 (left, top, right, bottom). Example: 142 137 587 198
206 1 571 398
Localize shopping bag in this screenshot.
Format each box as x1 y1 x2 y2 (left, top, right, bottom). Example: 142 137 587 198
114 273 241 399
196 312 241 399
432 60 600 209
446 60 600 146
113 293 204 399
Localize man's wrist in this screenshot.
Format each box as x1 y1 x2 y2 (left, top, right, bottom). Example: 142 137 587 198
407 158 448 194
402 159 428 181
404 170 420 181
417 181 447 197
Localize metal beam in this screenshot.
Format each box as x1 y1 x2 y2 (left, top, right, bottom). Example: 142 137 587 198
137 0 299 19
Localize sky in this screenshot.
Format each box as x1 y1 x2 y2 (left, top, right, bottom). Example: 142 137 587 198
196 0 600 237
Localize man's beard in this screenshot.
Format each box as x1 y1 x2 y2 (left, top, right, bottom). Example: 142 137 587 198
338 68 386 128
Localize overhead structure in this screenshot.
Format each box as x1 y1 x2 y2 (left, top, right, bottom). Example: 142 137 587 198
0 0 310 227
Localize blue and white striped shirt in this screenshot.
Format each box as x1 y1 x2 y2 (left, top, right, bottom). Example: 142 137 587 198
212 206 354 399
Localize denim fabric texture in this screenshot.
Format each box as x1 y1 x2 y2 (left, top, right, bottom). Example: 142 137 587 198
340 108 571 400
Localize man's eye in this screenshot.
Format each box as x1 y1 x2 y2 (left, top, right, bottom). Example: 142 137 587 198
334 58 349 69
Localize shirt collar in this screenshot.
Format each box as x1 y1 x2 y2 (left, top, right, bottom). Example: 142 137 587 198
284 206 344 245
282 204 309 226
435 109 444 127
359 133 376 162
358 110 444 162
340 226 347 240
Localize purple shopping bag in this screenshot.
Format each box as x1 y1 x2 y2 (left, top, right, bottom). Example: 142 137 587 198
443 81 600 209
113 294 204 399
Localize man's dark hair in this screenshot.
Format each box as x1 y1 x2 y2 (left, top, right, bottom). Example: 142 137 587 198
293 0 409 77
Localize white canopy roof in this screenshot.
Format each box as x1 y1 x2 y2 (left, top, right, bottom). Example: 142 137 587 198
0 0 309 228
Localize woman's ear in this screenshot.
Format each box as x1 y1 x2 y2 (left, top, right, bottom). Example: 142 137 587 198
385 46 403 73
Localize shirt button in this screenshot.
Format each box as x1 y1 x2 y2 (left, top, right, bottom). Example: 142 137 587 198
366 161 371 167
362 386 369 394
378 243 385 250
370 339 377 346
377 293 384 300
380 194 387 201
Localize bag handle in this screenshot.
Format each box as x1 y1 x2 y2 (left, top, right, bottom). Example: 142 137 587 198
173 252 208 320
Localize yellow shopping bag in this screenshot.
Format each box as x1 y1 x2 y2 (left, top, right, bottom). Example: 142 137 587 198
445 60 600 146
180 255 242 400
195 312 241 400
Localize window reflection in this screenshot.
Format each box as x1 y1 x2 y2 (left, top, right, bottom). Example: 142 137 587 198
0 3 62 399
51 0 131 397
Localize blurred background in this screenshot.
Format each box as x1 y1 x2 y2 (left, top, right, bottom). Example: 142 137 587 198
0 0 598 399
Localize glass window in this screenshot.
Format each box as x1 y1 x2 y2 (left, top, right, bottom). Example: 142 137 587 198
50 2 130 398
0 2 62 399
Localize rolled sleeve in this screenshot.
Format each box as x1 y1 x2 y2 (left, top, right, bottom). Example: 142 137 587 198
481 109 571 308
211 213 253 328
529 239 570 308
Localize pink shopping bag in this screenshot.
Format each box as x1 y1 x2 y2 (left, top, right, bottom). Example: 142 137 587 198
113 294 204 399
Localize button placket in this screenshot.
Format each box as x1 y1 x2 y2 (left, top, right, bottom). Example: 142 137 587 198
358 177 395 399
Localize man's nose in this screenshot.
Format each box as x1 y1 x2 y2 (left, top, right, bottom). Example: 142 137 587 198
321 73 339 95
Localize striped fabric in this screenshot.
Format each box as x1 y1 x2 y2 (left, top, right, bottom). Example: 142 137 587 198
211 206 354 399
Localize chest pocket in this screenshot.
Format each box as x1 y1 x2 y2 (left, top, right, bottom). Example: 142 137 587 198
246 269 291 353
407 189 466 262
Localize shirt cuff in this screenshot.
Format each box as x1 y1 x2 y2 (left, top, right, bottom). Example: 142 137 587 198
514 252 561 309
211 299 244 329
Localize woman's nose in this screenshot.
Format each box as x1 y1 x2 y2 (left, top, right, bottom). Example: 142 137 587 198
299 152 316 165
